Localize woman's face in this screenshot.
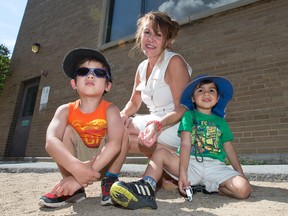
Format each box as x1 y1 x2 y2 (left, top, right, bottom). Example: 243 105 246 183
140 21 166 59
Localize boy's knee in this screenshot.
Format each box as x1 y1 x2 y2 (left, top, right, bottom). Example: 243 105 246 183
237 181 252 199
222 176 252 199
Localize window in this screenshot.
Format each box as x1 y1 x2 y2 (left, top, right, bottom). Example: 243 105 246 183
105 0 242 43
106 0 168 42
22 85 38 117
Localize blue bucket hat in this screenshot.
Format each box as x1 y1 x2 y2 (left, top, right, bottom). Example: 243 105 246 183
181 75 234 118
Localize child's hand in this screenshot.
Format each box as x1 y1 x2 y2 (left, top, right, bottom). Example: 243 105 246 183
52 176 82 197
178 174 190 195
71 160 100 187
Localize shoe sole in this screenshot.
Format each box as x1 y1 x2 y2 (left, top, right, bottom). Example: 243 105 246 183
100 194 113 206
38 193 86 208
110 183 157 210
38 199 66 208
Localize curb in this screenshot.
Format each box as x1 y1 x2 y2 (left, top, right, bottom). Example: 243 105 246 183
0 163 287 182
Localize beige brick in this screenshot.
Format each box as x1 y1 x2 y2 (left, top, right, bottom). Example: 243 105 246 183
0 0 287 161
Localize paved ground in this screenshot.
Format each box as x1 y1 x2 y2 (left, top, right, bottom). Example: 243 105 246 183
0 159 287 216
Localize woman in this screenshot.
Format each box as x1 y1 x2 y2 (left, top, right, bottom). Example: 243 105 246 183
121 12 192 174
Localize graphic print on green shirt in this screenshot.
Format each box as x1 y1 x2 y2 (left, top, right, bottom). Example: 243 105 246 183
177 110 234 162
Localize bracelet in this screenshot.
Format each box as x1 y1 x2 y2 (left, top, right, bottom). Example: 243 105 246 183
146 120 163 132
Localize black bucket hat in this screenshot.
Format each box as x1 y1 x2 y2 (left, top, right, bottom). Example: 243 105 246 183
62 47 112 82
181 75 234 118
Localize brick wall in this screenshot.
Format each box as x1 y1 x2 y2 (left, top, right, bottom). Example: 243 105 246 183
0 0 287 163
174 0 288 162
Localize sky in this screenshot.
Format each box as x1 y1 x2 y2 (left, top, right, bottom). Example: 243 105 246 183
0 0 28 56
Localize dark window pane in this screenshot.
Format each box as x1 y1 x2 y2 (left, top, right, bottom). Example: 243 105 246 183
22 85 38 117
109 0 142 41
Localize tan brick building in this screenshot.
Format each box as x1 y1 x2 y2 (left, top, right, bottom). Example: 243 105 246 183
0 0 287 164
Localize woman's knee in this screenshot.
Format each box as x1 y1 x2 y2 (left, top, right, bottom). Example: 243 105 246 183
155 143 177 153
128 134 145 153
152 148 168 158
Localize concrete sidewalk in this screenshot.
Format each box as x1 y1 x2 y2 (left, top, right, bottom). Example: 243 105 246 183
0 160 287 182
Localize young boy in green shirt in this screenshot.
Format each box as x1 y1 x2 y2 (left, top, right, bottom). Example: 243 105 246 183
110 75 252 210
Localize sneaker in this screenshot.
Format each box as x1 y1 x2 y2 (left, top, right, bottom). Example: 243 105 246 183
38 188 86 208
110 180 157 210
191 185 206 194
191 185 215 194
100 176 119 206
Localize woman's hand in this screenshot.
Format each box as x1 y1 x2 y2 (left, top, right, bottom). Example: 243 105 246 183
138 123 158 147
121 114 132 128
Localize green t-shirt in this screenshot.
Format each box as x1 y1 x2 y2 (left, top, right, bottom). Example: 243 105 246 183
177 110 234 162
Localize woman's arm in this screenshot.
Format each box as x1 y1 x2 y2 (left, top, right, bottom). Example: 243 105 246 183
120 69 142 119
140 55 191 147
161 55 191 126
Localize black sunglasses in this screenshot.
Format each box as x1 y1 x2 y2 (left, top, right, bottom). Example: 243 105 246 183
74 67 110 80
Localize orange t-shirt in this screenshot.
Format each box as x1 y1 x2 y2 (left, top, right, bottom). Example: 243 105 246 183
67 99 111 148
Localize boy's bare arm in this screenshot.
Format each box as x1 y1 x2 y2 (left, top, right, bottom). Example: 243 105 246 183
46 104 78 170
179 131 192 194
45 104 100 186
224 142 245 176
92 104 124 172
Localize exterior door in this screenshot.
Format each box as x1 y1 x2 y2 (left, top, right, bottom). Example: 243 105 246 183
9 78 40 157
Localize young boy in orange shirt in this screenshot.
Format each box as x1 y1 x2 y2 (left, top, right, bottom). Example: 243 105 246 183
38 48 128 208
